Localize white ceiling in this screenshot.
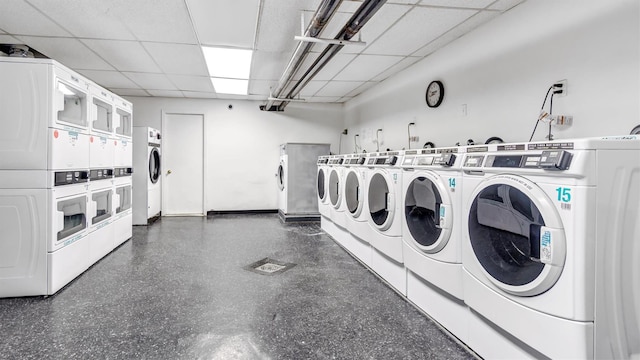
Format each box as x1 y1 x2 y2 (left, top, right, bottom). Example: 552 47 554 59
0 0 525 103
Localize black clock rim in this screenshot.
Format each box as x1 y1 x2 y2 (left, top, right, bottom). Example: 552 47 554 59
426 80 444 108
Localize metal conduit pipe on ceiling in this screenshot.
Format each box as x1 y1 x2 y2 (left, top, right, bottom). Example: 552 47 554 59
277 0 387 112
261 0 343 112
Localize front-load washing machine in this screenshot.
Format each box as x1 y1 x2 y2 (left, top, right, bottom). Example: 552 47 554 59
366 150 406 295
133 127 161 225
401 146 468 341
317 155 330 220
461 136 640 359
0 58 90 171
0 170 92 297
328 154 348 230
88 169 114 264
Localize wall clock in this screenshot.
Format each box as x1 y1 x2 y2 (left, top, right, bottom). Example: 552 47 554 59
426 80 444 108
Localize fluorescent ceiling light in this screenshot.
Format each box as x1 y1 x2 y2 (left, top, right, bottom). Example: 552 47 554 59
211 78 249 95
202 47 252 79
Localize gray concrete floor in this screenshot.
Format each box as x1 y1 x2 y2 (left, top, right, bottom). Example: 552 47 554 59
0 214 475 359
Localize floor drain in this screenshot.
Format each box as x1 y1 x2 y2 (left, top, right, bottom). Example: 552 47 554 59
244 258 296 276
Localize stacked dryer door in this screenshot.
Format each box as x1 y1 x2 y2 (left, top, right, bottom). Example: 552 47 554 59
277 143 330 222
133 127 161 225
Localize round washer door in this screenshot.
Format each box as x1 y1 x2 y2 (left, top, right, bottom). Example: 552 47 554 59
317 168 327 201
467 174 566 296
328 168 341 208
277 163 285 191
345 170 363 217
368 171 394 231
404 172 453 253
149 147 160 184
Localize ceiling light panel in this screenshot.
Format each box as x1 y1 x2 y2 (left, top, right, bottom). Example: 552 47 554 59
143 43 209 76
203 47 252 79
333 55 404 81
27 0 135 40
187 0 259 47
83 39 161 73
364 6 476 56
0 0 71 37
17 36 114 70
211 78 249 95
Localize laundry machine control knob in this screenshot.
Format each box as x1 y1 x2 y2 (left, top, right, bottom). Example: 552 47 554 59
338 158 344 164
441 153 456 167
388 155 398 165
539 150 572 170
358 157 366 165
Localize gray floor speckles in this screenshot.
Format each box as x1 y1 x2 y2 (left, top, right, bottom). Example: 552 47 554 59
0 214 474 359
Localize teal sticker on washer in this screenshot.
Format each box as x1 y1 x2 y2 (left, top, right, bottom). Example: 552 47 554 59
540 230 552 262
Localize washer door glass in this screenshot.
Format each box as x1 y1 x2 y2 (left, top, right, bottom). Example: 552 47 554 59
469 183 547 286
277 163 284 190
329 169 340 207
405 177 443 248
317 169 326 200
149 147 160 184
368 172 390 226
345 171 360 214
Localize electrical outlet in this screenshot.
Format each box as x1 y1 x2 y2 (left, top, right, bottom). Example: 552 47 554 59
553 79 567 97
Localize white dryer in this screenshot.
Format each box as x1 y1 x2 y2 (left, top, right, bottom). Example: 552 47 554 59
0 58 90 171
113 96 133 168
401 146 468 341
341 153 373 268
366 151 406 295
328 154 348 230
461 136 640 359
113 167 133 248
133 127 161 225
89 83 115 169
88 169 114 264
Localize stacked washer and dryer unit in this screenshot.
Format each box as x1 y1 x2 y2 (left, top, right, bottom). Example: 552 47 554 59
0 57 133 298
319 136 640 359
132 127 161 225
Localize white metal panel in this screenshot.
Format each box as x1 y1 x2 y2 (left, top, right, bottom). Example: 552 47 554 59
143 43 208 76
187 0 259 47
364 6 477 56
333 55 404 81
82 39 161 73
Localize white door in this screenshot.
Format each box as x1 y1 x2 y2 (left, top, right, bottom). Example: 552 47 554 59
162 113 204 216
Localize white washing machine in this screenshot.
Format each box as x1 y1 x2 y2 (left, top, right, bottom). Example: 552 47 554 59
401 146 469 341
328 154 348 230
0 58 90 171
461 136 640 359
113 167 133 248
133 127 161 225
88 170 114 264
316 155 330 220
0 170 91 297
366 151 406 295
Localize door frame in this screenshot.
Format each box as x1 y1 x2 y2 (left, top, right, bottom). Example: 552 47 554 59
161 111 206 217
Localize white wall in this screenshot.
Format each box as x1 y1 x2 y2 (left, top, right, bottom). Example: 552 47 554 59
127 97 343 211
344 0 640 152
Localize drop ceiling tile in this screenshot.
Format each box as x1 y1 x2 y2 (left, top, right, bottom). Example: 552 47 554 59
0 35 19 43
27 0 135 40
412 10 498 56
306 96 342 103
320 11 352 40
312 53 358 81
372 56 421 81
298 80 329 97
346 81 379 97
168 74 214 92
187 0 258 47
182 91 217 98
77 70 139 88
387 0 421 4
333 55 404 81
143 43 208 76
301 0 323 11
123 72 177 90
16 36 114 70
256 0 319 53
315 81 364 97
111 88 150 96
250 50 289 81
489 0 526 11
342 4 413 55
82 39 161 73
117 0 197 43
249 80 277 96
0 29 5 34
147 90 184 98
0 1 71 37
420 0 494 8
364 6 476 56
